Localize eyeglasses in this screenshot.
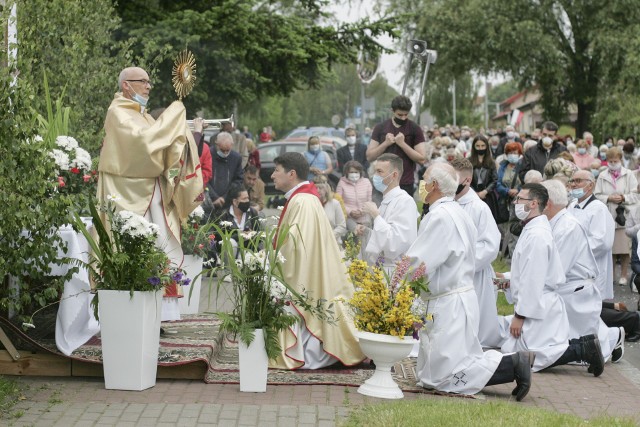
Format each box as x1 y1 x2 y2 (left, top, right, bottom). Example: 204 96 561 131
126 79 153 87
514 196 533 203
568 178 591 184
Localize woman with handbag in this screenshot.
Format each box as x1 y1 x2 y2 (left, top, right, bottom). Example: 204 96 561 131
595 147 639 287
496 142 523 258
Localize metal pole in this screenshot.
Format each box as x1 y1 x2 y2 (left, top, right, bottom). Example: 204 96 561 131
415 59 431 125
360 81 366 135
484 78 489 130
452 78 457 127
401 53 414 96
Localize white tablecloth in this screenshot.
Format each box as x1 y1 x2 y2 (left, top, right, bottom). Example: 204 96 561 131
54 219 100 356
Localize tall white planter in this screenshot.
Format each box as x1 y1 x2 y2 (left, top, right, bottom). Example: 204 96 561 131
238 329 268 392
98 289 162 391
179 255 203 314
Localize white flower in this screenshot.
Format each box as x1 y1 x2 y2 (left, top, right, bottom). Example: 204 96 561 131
49 149 70 171
55 135 79 150
22 322 35 329
106 194 120 202
70 147 92 170
113 210 159 238
410 298 427 318
276 253 286 264
258 218 267 223
220 221 233 227
277 206 284 211
240 230 257 240
268 278 290 300
190 206 205 219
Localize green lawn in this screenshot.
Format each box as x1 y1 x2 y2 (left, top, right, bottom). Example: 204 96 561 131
342 400 636 427
492 256 514 316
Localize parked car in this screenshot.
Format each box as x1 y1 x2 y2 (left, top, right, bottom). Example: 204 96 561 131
258 141 341 194
283 127 347 149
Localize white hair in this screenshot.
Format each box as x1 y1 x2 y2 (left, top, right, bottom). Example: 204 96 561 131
583 131 593 140
523 140 538 152
524 170 543 184
216 131 233 146
426 163 459 197
542 179 568 206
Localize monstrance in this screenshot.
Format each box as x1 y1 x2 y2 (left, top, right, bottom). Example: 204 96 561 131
172 50 197 100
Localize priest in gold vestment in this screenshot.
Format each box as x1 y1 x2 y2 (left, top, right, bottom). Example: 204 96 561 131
269 152 364 369
96 67 203 320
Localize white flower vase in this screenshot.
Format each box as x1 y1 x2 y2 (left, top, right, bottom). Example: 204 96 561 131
179 255 203 314
98 289 162 391
238 329 268 392
356 330 415 399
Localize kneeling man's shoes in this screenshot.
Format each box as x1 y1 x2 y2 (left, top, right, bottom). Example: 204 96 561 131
511 351 535 402
581 334 604 377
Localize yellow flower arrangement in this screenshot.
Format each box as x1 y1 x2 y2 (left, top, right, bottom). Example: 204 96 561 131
346 256 429 338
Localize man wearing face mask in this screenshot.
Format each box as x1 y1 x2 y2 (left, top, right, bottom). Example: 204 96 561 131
98 66 203 322
518 121 566 182
499 184 604 376
407 163 534 401
337 127 369 174
366 96 426 196
450 159 503 348
356 154 418 273
207 132 244 215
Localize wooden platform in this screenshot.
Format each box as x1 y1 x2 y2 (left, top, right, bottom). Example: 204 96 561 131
0 350 208 379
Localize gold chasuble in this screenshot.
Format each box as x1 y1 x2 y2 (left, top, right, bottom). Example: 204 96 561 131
270 192 364 369
97 94 203 275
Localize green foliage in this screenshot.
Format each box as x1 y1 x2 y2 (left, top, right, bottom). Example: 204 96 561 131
34 71 70 149
16 0 130 154
422 71 481 127
113 1 399 117
0 376 23 417
206 221 334 359
343 400 637 427
0 70 75 321
387 0 640 136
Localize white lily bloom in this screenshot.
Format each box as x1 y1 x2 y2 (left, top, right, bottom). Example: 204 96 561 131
190 206 205 219
220 221 233 227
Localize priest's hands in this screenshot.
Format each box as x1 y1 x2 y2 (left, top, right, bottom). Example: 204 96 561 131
362 201 379 219
510 317 524 338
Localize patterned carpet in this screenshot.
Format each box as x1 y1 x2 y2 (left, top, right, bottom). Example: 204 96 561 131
0 313 468 397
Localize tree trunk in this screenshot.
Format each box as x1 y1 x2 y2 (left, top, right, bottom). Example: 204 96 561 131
575 101 591 137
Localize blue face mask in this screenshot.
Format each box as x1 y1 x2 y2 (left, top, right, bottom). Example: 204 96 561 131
128 86 148 107
569 188 585 200
217 150 229 159
372 172 392 193
506 154 520 164
591 169 600 178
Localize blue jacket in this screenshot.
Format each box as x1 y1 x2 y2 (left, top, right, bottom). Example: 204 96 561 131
496 160 521 197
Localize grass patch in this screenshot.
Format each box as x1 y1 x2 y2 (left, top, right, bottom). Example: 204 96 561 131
341 400 636 427
491 255 510 274
496 291 514 316
0 376 24 417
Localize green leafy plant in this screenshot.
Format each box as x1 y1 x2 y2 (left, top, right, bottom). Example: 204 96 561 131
207 221 334 360
72 198 176 319
180 206 216 258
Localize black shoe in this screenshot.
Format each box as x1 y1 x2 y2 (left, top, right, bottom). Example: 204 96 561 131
510 351 534 402
627 333 640 343
581 334 604 377
612 327 625 364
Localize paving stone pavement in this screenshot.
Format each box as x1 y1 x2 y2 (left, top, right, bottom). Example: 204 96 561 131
4 355 640 427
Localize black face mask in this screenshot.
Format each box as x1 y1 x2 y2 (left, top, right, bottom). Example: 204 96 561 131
393 117 408 126
455 183 465 195
238 201 251 213
475 149 487 156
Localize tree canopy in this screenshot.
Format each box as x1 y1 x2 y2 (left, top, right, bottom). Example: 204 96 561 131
386 0 640 137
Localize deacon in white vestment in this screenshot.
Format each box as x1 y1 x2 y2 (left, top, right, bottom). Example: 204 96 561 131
500 183 605 376
567 170 615 300
543 180 622 362
407 163 533 401
357 153 418 272
451 159 503 348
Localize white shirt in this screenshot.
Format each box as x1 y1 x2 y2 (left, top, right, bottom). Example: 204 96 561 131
568 194 615 300
364 186 418 268
285 180 310 199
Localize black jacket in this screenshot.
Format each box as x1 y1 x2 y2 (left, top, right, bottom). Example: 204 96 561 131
518 141 567 182
337 143 369 174
208 149 244 200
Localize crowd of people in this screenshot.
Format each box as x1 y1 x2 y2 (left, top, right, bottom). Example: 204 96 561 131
98 67 640 401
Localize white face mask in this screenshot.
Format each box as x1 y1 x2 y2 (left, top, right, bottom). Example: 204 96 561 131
348 173 360 182
309 144 320 152
346 136 356 145
514 203 530 220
